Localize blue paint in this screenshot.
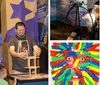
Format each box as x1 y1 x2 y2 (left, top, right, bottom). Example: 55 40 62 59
68 43 72 49
79 80 81 85
52 69 64 80
61 43 71 50
53 76 58 80
83 43 92 50
62 69 71 85
58 50 64 55
76 73 82 78
70 82 73 85
80 67 88 71
88 60 99 67
87 71 99 81
56 62 66 68
52 46 62 50
66 51 76 57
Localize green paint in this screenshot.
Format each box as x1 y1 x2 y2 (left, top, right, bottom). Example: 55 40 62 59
84 83 87 85
81 43 87 50
85 77 94 85
88 64 99 69
80 62 99 69
65 80 69 85
76 52 80 56
66 71 76 81
80 62 91 67
51 57 65 61
55 75 65 85
83 51 99 59
58 69 68 79
73 43 76 49
64 71 76 85
59 44 67 50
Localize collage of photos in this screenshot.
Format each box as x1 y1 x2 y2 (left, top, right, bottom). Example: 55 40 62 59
0 0 99 85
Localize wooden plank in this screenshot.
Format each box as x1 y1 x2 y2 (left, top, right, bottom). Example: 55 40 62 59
11 74 48 80
67 32 77 40
25 66 40 68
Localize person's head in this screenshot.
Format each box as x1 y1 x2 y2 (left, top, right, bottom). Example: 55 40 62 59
0 66 7 79
15 22 26 37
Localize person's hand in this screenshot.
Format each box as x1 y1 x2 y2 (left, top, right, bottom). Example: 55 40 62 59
33 45 41 57
17 52 28 60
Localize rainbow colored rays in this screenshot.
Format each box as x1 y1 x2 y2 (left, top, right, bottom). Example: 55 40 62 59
50 42 100 85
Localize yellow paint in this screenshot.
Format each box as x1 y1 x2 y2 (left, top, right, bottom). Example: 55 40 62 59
53 80 55 83
52 70 60 77
89 51 99 55
78 42 82 51
93 58 99 61
84 77 90 85
51 49 61 52
66 42 68 44
73 82 76 85
87 66 99 72
57 54 63 57
75 81 78 85
80 50 83 54
50 56 52 58
82 71 95 85
53 67 63 71
73 81 78 85
74 59 79 67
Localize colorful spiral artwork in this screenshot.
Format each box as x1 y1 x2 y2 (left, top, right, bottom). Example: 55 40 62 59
50 42 100 85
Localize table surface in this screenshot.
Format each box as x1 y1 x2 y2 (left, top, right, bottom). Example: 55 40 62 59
8 73 48 82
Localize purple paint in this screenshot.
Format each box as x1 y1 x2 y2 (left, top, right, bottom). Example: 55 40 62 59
11 1 32 21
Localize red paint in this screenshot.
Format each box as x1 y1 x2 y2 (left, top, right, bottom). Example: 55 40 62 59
73 67 82 75
80 76 84 85
50 60 65 66
76 43 79 50
87 56 99 63
92 78 99 83
53 43 60 46
62 50 71 56
89 70 99 76
86 43 99 51
50 50 58 56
